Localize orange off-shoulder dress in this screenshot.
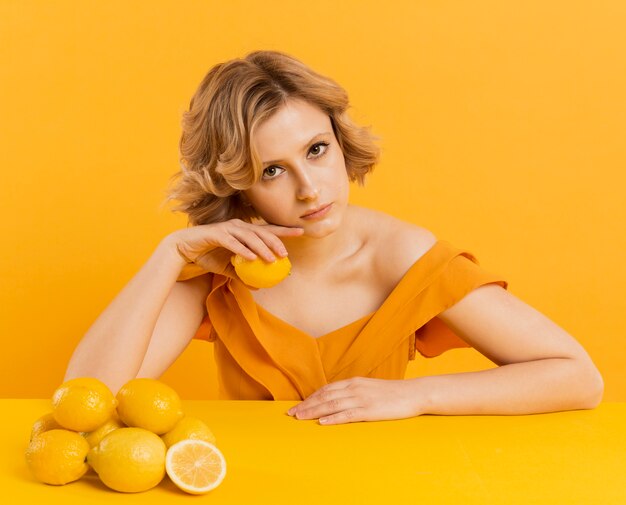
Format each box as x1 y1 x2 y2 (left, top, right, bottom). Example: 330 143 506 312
177 240 508 401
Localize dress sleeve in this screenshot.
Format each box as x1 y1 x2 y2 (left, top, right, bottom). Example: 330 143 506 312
412 251 508 358
176 263 210 282
192 314 216 342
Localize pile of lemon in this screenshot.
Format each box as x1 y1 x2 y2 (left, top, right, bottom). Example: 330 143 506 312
25 377 226 494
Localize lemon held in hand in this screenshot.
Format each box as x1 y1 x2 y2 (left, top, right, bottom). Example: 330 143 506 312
116 378 184 435
87 427 166 493
51 377 117 432
25 429 90 485
230 253 291 288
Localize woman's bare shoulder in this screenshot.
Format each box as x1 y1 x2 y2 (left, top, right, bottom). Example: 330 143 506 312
357 207 438 286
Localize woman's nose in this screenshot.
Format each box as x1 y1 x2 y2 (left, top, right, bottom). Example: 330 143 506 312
296 172 320 201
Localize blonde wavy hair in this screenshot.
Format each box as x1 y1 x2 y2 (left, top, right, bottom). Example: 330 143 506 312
164 49 382 226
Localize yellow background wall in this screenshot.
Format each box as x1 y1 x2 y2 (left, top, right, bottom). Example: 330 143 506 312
1 1 624 400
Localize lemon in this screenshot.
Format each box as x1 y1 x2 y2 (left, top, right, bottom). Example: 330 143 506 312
87 427 166 493
25 429 90 485
83 416 125 448
116 378 184 435
161 416 217 448
230 254 291 288
30 412 64 441
51 377 117 432
165 440 227 494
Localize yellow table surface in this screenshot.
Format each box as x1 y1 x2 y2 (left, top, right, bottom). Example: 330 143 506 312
3 399 625 504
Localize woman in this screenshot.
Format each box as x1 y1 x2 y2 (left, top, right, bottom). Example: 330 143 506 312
64 50 603 425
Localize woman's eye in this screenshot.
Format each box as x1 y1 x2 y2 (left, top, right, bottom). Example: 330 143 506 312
263 166 282 179
309 141 329 157
261 142 330 181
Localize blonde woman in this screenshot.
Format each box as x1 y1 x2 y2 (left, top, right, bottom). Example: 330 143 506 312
64 50 603 425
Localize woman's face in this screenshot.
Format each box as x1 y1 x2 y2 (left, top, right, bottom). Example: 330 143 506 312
243 98 350 238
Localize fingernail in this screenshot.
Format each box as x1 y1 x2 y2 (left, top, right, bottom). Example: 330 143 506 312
287 408 295 416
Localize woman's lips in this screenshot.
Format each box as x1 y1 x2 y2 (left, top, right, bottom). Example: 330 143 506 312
301 203 332 219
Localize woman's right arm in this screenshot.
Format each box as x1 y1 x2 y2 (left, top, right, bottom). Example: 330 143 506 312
63 220 304 395
63 236 191 395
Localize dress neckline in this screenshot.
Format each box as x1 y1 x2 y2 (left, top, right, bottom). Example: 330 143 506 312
250 239 443 340
254 303 376 340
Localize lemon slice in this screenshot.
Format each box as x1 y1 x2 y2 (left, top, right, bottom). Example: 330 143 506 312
230 254 291 288
165 440 227 494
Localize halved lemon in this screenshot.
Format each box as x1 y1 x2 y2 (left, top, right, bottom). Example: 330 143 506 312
165 440 226 494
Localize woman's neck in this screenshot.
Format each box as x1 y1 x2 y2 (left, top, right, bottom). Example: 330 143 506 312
280 205 363 275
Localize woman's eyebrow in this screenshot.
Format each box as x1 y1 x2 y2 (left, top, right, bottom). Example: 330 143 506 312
262 131 332 166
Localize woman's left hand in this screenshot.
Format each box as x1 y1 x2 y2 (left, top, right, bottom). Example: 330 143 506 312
287 377 422 425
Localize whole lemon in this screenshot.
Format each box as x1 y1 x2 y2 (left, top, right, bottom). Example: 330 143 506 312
51 377 117 432
25 429 90 485
116 378 183 435
87 427 166 493
30 412 64 441
83 416 125 448
230 254 291 288
161 416 217 448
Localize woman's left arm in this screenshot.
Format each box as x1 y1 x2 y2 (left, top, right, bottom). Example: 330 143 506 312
288 284 604 424
411 283 604 416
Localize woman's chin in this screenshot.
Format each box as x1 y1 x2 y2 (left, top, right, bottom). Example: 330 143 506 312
302 219 344 238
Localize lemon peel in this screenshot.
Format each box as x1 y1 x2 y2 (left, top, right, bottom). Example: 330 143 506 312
116 378 184 435
161 416 217 448
230 254 291 288
87 427 166 493
25 429 90 485
51 377 117 432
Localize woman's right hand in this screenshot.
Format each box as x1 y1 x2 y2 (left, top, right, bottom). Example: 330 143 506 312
167 219 305 279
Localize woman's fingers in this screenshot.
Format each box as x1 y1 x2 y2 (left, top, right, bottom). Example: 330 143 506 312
230 229 277 262
231 225 303 262
194 247 239 278
262 225 305 236
178 220 305 273
257 225 305 259
255 229 297 258
219 234 258 260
